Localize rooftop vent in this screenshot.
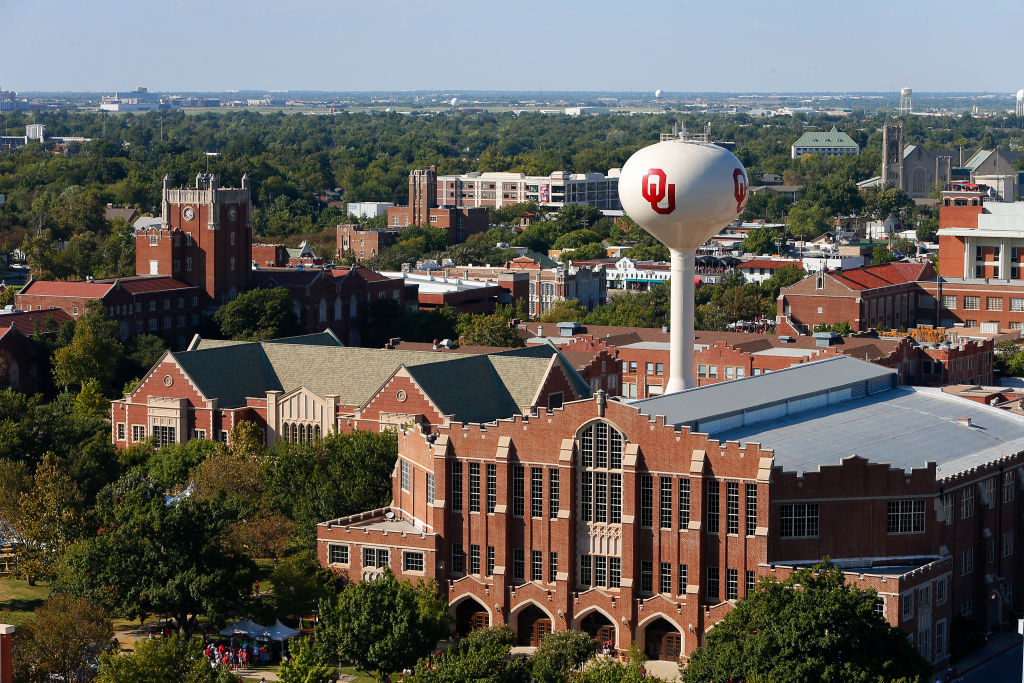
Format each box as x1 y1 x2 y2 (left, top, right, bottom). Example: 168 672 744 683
812 331 840 347
778 335 795 344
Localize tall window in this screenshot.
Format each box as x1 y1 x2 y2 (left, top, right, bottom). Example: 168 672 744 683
641 474 654 527
595 556 607 587
531 467 543 518
153 425 176 447
451 544 464 574
549 552 558 583
726 568 738 599
609 557 621 588
745 484 758 536
486 464 496 512
451 461 463 512
580 556 592 586
469 545 480 574
678 564 688 594
726 482 739 534
943 493 954 526
487 546 495 575
549 469 560 518
426 474 435 504
659 563 672 594
679 479 690 528
780 504 819 537
1004 470 1016 503
513 465 524 517
640 560 653 592
531 550 543 581
660 477 673 529
706 482 720 534
401 460 411 492
579 421 625 524
469 463 480 512
706 566 719 600
512 548 524 580
962 487 974 519
745 570 756 595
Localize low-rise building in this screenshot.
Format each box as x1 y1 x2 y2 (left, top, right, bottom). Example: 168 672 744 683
435 169 622 211
0 308 72 394
337 224 402 261
790 126 860 159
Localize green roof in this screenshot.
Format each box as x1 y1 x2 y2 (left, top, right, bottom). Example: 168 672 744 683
165 340 589 423
792 126 858 149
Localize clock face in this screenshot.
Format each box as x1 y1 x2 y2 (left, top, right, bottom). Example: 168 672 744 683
228 206 238 221
182 206 195 221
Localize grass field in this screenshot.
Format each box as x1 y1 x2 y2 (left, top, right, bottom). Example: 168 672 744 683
0 576 50 623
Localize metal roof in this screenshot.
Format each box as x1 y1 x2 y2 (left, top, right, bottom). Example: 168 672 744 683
792 127 858 149
630 356 895 430
711 386 1024 478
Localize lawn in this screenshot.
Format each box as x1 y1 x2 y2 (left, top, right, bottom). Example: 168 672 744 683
0 576 50 623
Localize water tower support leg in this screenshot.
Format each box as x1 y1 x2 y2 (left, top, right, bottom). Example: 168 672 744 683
667 249 696 393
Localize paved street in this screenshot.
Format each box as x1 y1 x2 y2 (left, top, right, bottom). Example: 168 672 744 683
959 640 1022 683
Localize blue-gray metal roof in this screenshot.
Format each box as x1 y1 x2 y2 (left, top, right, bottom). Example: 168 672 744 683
631 356 896 431
711 386 1024 477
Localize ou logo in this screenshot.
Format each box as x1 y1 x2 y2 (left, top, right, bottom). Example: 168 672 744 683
733 168 748 213
641 168 675 215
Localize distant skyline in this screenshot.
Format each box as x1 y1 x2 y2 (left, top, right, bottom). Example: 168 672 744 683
4 0 1021 94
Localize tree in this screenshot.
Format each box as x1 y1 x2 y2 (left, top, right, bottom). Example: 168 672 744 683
146 438 223 490
621 243 669 261
864 185 915 223
872 245 896 265
58 475 256 632
212 286 305 340
73 378 110 422
227 511 296 563
552 229 602 250
97 635 236 683
527 630 598 683
576 643 649 683
561 242 609 261
682 562 931 683
457 314 525 348
408 626 528 683
738 226 786 255
539 299 589 324
10 594 114 683
267 550 343 618
51 301 125 393
787 200 830 240
12 453 86 584
277 637 336 683
892 236 917 257
798 175 864 216
316 569 449 680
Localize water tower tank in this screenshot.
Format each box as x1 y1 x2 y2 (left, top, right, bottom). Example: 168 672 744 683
618 140 747 391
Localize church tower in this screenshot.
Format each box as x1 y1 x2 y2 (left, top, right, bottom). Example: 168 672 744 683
144 173 252 305
882 125 904 191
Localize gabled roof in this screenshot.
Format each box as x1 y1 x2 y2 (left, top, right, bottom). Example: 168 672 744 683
160 340 583 420
828 261 933 290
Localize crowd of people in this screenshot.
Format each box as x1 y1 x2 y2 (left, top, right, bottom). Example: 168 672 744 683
203 639 273 670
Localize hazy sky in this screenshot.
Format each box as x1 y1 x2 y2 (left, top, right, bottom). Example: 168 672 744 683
3 0 1020 93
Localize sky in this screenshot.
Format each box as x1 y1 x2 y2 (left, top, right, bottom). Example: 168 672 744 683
3 0 1021 93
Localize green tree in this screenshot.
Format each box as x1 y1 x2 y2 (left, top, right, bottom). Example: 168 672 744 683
10 594 114 683
316 569 449 681
995 340 1024 377
408 626 528 683
561 242 609 261
872 245 896 264
787 200 831 240
798 174 864 216
457 314 525 347
268 550 343 618
554 204 604 233
682 562 931 683
97 634 236 683
539 299 589 323
738 226 786 255
58 475 256 632
621 243 669 261
576 643 649 683
146 438 223 490
892 236 917 257
51 301 125 394
527 630 597 683
277 638 336 683
12 453 86 584
552 229 602 250
212 286 306 340
73 378 110 422
229 419 268 459
864 185 915 222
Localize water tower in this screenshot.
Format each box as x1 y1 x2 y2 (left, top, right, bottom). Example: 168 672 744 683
899 87 913 115
618 139 748 392
1016 89 1024 117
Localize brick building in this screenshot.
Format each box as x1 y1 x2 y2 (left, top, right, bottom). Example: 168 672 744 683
111 336 591 450
387 167 489 243
251 243 289 268
517 322 994 398
0 309 72 394
378 272 508 315
15 276 204 347
336 224 402 262
432 168 622 211
316 356 1024 669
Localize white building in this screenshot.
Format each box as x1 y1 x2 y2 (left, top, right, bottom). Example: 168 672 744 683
435 169 622 211
347 202 394 219
801 255 866 273
790 126 860 159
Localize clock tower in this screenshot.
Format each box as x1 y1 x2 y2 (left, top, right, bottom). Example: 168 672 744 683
138 173 252 305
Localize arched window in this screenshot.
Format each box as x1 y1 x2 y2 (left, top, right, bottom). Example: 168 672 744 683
314 424 321 439
334 296 343 320
319 299 328 323
350 294 358 318
578 421 624 524
291 423 298 443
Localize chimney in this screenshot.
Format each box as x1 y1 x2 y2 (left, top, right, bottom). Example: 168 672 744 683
957 417 973 427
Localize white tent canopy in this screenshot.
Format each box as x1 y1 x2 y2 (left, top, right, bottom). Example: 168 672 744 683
219 619 269 638
265 619 300 641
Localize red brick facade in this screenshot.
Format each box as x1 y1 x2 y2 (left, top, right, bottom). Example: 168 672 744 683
336 224 401 262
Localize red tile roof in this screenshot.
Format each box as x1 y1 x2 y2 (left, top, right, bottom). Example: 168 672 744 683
18 280 114 298
830 262 932 291
0 308 73 335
